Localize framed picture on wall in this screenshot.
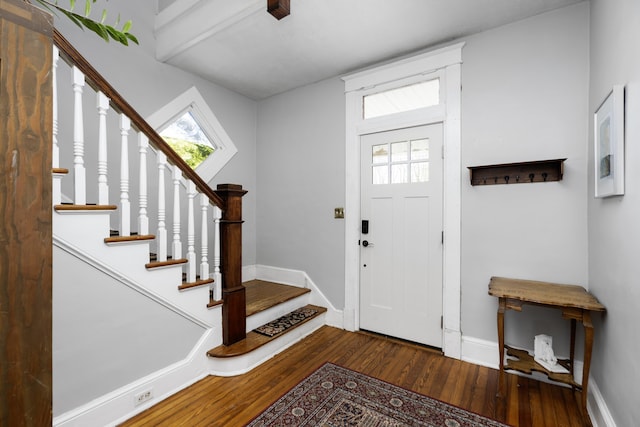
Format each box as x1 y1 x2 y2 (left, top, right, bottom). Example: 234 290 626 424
594 85 625 198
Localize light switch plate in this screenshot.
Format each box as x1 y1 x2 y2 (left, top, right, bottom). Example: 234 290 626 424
334 207 344 219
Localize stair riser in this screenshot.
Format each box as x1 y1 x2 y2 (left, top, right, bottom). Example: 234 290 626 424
208 312 325 377
245 292 310 332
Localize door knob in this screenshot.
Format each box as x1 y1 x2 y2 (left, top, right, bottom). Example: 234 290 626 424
362 240 374 247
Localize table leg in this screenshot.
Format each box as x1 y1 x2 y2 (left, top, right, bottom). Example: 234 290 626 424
581 311 594 422
497 298 506 399
570 318 576 382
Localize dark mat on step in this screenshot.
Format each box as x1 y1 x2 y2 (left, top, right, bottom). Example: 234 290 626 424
253 307 318 337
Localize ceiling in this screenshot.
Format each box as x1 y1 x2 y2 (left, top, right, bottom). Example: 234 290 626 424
155 0 583 100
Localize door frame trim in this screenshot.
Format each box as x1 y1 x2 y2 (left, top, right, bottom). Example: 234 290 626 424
342 42 464 359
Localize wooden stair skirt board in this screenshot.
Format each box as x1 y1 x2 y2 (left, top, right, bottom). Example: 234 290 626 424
207 305 326 358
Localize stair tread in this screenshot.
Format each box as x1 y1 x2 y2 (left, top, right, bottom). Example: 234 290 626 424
104 234 155 244
245 280 311 317
206 304 326 358
145 258 188 269
55 204 117 211
178 277 214 291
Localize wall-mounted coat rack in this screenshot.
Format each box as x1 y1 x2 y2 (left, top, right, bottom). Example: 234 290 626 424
468 159 566 186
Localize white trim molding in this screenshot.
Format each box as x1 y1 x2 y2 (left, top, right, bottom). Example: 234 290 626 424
54 329 216 427
155 0 263 62
341 42 464 358
244 264 344 328
587 380 618 427
147 86 238 183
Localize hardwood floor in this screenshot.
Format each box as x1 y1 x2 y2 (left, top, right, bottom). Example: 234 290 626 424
120 326 586 426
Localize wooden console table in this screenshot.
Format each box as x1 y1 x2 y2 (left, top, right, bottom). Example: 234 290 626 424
488 276 605 424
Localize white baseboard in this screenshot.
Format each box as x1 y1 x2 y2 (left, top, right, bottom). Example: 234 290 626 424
54 265 338 426
54 329 220 427
250 264 344 328
587 380 617 427
462 335 616 427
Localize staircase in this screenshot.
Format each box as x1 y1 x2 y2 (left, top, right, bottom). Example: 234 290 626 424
50 29 327 425
207 280 326 375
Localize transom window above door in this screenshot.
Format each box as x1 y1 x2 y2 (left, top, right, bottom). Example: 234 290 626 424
363 78 440 119
371 138 430 184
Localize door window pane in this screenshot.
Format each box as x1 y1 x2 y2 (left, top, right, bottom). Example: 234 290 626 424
391 164 408 184
373 165 389 184
391 142 408 162
372 144 388 164
411 162 429 183
411 139 429 160
363 79 440 119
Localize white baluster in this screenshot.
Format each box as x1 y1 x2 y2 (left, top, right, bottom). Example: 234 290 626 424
157 152 168 262
213 205 222 301
199 194 210 281
172 165 183 259
72 66 86 205
119 115 131 236
186 181 197 282
97 92 110 205
138 134 149 236
52 46 62 205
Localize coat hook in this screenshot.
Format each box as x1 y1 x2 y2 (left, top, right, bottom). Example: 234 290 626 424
494 177 498 184
542 172 548 181
483 178 487 185
529 173 535 182
515 175 520 183
504 175 510 184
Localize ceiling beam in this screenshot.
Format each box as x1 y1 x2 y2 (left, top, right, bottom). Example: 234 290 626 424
268 0 290 20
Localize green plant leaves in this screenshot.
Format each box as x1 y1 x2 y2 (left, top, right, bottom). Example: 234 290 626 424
30 0 138 46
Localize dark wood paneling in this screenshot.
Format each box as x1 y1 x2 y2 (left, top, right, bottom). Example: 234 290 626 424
0 0 53 425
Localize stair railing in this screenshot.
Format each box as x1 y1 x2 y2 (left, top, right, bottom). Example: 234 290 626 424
52 30 247 342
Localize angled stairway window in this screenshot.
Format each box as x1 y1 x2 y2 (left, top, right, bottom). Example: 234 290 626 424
148 87 237 182
160 111 215 169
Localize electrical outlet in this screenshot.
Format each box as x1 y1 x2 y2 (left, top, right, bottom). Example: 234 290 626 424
134 388 153 406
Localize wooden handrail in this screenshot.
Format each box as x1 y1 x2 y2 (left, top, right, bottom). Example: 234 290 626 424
53 30 225 210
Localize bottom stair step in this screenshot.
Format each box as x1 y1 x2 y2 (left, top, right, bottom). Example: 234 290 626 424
207 304 326 358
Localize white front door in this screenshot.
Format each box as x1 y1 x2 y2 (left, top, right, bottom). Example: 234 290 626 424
359 124 443 347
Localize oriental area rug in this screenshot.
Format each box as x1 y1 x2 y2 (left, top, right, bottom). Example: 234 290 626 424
246 362 509 427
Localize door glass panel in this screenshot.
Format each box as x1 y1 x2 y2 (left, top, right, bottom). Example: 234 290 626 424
373 165 389 184
391 164 408 184
411 139 429 160
372 144 389 164
391 141 408 162
411 162 429 183
363 78 440 119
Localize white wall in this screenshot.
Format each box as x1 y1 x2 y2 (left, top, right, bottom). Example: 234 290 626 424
588 1 640 425
460 3 590 355
255 4 591 352
256 78 346 307
53 247 205 415
53 0 258 266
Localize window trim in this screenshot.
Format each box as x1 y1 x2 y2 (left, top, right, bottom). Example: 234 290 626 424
147 86 237 182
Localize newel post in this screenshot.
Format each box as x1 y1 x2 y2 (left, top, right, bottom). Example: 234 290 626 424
215 184 248 345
